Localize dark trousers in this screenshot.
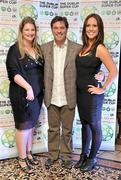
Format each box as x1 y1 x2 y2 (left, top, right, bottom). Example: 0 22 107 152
47 104 75 161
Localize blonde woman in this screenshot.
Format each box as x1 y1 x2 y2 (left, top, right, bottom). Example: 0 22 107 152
6 17 44 174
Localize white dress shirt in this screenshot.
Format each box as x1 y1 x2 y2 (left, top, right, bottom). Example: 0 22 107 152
51 39 68 107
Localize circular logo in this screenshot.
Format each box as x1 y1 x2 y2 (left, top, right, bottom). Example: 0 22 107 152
0 107 13 116
104 31 119 49
0 28 16 47
0 55 6 65
0 79 9 98
80 6 98 21
67 32 77 42
104 82 116 97
102 124 114 141
19 4 38 20
1 129 16 148
41 31 53 44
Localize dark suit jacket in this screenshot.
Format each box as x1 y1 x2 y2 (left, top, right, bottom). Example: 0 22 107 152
41 39 82 109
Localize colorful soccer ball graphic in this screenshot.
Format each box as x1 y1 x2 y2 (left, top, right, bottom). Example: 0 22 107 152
80 6 98 21
19 4 38 20
1 129 16 148
0 28 16 47
0 79 9 98
102 124 114 141
104 31 119 49
104 82 116 97
67 32 77 42
41 31 53 44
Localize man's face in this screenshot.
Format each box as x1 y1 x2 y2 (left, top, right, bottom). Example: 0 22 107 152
51 21 68 45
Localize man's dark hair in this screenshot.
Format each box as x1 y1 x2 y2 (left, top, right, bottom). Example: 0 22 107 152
51 16 69 29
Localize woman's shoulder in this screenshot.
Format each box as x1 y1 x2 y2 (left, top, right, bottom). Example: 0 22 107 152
96 43 109 58
97 43 106 51
8 42 19 53
68 39 82 47
7 42 21 59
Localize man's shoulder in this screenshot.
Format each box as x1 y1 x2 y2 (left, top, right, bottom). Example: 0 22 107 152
41 40 53 48
68 39 82 48
68 39 82 51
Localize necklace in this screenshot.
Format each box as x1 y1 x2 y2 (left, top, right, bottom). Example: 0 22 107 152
26 48 36 59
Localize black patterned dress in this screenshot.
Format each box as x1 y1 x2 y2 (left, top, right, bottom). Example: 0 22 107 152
6 44 44 130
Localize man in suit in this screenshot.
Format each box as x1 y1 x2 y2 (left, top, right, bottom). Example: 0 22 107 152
41 16 81 169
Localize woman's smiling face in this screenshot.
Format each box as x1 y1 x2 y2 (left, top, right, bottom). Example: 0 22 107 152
85 17 99 41
22 23 36 43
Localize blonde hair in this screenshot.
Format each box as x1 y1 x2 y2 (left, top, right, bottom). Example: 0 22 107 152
17 16 42 59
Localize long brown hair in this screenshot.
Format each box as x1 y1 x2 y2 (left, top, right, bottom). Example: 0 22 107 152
17 16 42 59
81 13 104 54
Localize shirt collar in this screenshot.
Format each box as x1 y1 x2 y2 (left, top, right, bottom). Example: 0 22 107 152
54 39 68 48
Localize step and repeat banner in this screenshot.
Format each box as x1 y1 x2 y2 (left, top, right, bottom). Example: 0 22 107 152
0 0 121 159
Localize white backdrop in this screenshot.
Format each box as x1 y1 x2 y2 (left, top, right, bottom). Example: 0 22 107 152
0 0 121 159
